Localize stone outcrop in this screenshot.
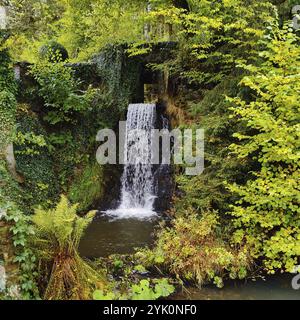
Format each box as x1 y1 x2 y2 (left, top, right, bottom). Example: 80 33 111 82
0 217 20 299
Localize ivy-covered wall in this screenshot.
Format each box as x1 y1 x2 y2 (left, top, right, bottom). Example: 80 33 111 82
92 44 144 113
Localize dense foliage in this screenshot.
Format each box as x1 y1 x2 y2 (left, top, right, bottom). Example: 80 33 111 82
30 58 92 125
228 25 300 273
0 0 299 301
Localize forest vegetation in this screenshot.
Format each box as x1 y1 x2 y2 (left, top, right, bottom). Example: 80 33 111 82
0 0 299 300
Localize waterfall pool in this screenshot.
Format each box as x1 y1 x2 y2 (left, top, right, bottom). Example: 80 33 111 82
79 212 159 258
105 207 157 220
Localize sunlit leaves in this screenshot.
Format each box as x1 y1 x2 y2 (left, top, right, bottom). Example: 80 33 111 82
228 26 300 273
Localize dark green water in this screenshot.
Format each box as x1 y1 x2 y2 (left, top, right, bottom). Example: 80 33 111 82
173 275 300 300
79 214 157 258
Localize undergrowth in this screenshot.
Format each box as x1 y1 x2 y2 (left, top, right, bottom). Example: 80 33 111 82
137 212 251 288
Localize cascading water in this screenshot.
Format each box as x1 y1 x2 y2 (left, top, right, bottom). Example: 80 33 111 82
120 104 156 209
106 103 157 219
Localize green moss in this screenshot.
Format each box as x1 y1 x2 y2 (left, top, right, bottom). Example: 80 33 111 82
67 160 104 212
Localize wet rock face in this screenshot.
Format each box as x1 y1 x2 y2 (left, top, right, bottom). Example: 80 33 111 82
153 163 174 212
153 103 174 212
96 164 123 211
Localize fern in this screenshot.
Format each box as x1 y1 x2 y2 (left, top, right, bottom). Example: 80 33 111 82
31 195 105 300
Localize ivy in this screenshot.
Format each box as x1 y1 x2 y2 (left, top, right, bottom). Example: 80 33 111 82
0 41 39 299
0 47 17 157
14 107 60 210
93 44 143 118
0 90 17 155
1 201 39 299
14 131 47 156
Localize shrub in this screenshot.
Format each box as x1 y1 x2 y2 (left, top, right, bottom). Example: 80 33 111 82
30 60 91 125
39 41 69 62
137 212 251 287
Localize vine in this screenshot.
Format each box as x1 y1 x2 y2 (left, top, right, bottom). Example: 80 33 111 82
1 199 39 299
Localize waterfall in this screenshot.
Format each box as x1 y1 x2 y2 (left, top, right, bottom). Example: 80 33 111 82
120 104 156 209
106 103 157 219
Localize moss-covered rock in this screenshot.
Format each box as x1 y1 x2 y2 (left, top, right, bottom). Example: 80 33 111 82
67 160 105 212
